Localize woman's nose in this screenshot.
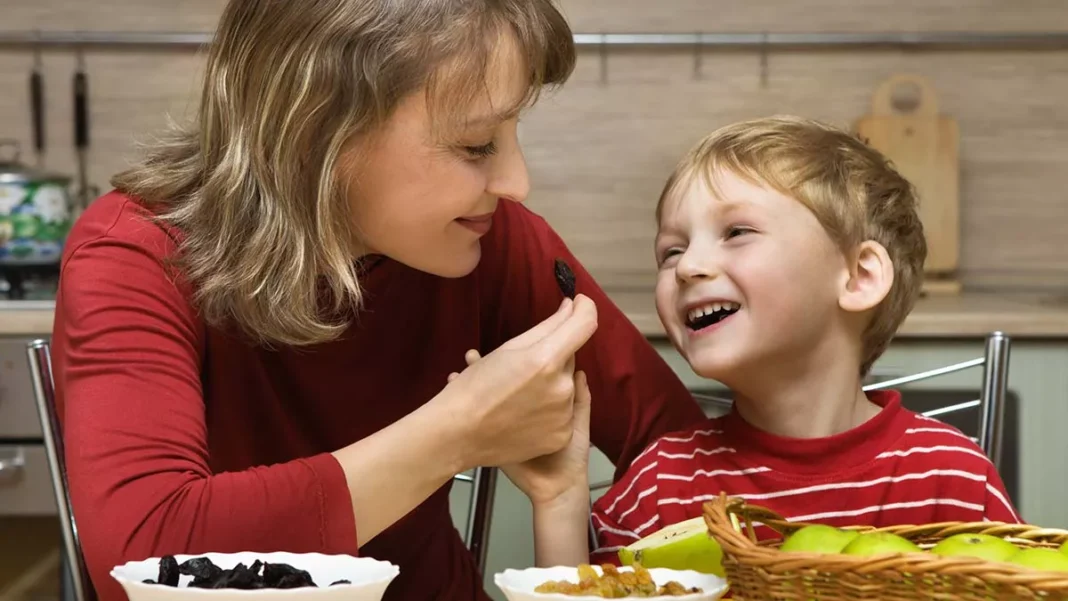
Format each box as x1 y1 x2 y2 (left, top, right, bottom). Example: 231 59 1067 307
487 131 530 203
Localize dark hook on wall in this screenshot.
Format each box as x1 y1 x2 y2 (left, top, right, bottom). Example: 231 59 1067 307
759 32 769 88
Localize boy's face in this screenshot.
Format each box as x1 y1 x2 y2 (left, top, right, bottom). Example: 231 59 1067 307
654 170 852 383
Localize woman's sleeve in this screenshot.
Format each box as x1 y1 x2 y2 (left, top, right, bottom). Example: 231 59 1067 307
478 201 706 480
53 216 358 601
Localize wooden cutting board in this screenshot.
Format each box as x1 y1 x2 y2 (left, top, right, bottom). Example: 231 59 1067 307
855 74 960 292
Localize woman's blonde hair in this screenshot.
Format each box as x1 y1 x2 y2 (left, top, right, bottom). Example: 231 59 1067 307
113 0 575 346
657 115 927 375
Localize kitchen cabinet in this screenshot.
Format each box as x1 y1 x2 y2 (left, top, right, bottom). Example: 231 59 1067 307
456 337 1068 601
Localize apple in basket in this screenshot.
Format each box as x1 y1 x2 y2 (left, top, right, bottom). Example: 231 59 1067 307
839 531 922 556
1007 548 1068 572
779 525 860 555
929 533 1019 562
110 552 399 601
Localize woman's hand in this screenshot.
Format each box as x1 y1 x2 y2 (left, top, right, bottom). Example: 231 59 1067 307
503 370 592 507
438 294 598 470
449 351 593 508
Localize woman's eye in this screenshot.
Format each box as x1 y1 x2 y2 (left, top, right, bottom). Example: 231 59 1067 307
463 141 497 159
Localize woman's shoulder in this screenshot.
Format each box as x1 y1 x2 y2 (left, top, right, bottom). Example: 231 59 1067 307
64 189 183 263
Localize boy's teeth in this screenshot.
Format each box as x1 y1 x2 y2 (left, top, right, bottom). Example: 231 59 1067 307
687 302 740 323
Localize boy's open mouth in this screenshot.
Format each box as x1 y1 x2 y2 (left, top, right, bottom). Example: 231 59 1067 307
686 302 741 331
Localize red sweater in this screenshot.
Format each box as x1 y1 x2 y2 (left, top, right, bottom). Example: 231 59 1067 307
51 191 706 601
591 390 1020 562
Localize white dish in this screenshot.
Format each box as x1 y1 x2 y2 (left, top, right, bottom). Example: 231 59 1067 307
493 565 729 601
110 552 398 601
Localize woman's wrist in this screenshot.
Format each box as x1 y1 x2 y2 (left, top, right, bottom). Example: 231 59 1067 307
419 389 474 476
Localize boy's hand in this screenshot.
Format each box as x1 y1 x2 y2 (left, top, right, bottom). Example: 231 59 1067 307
448 353 593 508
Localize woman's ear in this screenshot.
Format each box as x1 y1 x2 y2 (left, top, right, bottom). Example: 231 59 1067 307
839 240 894 313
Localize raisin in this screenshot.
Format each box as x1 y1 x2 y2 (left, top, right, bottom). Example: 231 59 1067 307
553 258 576 299
157 555 180 587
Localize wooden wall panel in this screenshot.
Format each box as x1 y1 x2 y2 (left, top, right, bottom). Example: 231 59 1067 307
2 1 1067 292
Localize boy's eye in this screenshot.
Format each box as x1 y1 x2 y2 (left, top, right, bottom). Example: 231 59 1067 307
658 247 683 265
463 141 497 159
726 226 753 239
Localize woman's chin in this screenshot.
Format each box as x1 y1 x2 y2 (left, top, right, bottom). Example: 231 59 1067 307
410 244 483 278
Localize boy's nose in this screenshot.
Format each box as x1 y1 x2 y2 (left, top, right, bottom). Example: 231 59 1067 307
675 249 720 283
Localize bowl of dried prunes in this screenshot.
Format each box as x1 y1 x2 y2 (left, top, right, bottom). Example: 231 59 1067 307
110 552 399 601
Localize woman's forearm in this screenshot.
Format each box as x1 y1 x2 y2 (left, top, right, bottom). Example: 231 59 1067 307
532 490 592 567
331 395 468 547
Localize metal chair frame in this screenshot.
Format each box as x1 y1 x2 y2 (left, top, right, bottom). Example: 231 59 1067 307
26 338 95 601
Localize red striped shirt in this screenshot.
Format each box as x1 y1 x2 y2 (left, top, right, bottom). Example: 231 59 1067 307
591 390 1020 562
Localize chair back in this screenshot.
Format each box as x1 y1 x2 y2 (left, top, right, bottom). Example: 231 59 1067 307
27 339 95 601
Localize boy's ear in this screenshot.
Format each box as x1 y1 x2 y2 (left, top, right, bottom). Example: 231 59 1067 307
839 240 893 313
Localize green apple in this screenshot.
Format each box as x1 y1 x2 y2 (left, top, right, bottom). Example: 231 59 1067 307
840 531 922 556
780 525 861 554
929 533 1019 562
618 516 724 577
1060 540 1068 556
1008 548 1068 572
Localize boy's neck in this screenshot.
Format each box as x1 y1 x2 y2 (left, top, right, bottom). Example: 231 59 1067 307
728 338 883 439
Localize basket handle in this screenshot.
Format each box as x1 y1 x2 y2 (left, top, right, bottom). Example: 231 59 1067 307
704 494 777 554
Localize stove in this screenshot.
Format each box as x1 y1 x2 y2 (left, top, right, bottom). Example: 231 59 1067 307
0 265 59 301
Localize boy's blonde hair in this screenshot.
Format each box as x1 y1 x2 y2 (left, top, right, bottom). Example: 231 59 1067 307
112 0 575 346
658 115 927 375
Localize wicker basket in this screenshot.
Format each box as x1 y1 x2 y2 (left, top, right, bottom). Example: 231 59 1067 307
703 493 1068 600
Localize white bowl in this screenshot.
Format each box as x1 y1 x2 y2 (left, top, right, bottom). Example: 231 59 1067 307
494 565 729 601
111 552 399 601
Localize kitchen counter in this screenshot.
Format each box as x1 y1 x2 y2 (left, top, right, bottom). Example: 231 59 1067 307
1 292 1067 339
612 290 1068 339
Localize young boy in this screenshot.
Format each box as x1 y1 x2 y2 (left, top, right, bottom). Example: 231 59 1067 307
494 115 1021 568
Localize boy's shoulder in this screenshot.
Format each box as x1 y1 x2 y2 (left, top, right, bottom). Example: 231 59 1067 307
886 408 993 463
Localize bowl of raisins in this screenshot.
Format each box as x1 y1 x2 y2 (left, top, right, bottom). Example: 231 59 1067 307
111 552 398 601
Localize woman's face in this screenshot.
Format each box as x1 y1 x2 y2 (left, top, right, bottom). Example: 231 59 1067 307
344 32 532 278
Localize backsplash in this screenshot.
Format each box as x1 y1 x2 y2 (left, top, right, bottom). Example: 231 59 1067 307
1 0 1066 293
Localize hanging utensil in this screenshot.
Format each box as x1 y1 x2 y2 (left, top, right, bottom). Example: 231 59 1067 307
73 47 90 211
30 37 45 169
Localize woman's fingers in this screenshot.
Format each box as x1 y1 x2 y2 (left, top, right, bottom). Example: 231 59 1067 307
498 297 574 351
533 295 598 367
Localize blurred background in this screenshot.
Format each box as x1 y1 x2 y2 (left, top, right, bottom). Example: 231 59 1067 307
1 2 1067 600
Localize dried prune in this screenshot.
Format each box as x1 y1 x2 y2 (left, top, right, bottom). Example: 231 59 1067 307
263 562 315 588
179 556 222 580
157 555 180 587
553 258 576 299
147 555 326 589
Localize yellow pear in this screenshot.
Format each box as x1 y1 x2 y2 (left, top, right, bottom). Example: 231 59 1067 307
617 517 724 577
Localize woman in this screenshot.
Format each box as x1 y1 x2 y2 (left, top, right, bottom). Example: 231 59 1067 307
51 1 706 599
